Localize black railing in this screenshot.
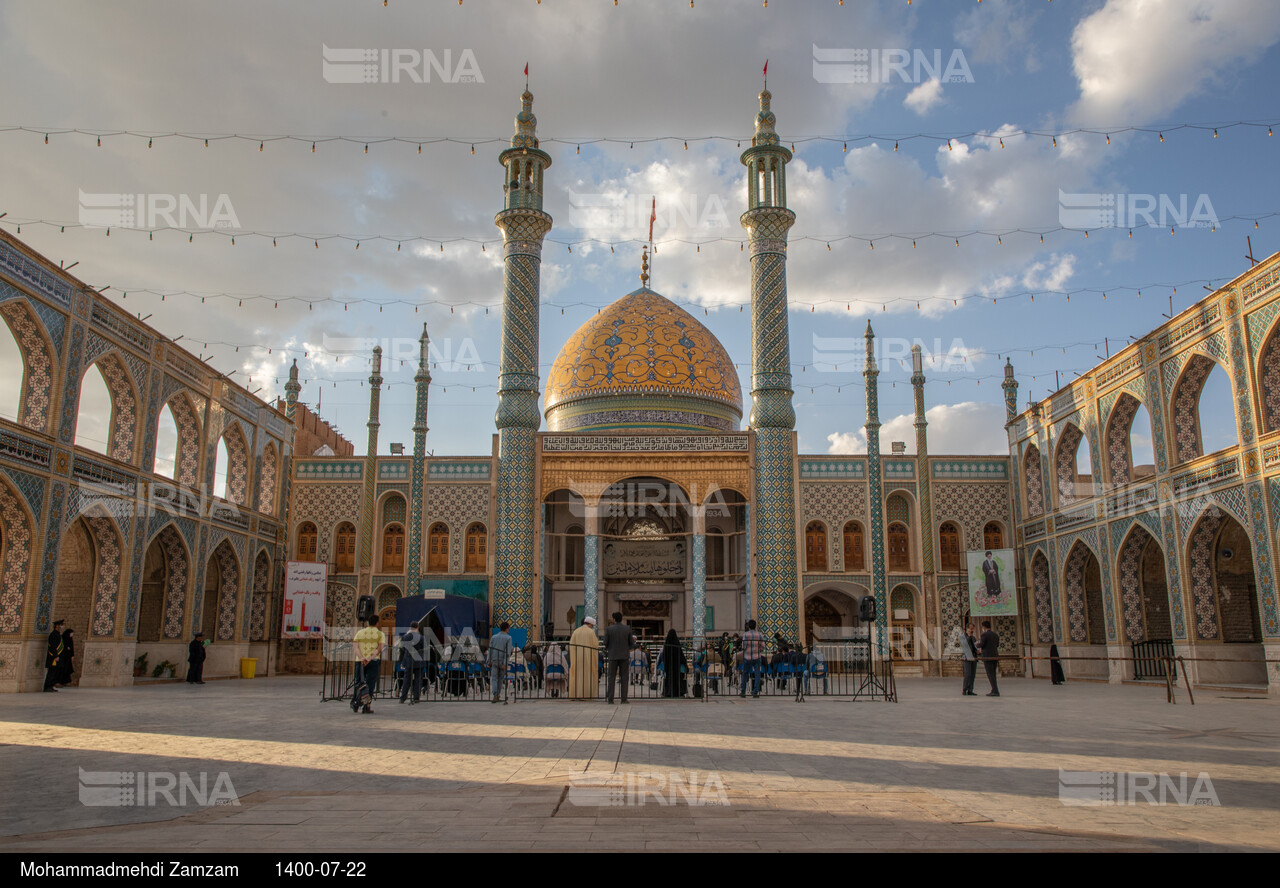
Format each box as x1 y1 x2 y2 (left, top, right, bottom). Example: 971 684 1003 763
321 634 898 704
1132 639 1175 679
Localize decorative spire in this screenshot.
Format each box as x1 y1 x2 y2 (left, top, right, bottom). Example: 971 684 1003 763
511 88 538 149
1002 357 1020 424
753 89 780 147
284 358 301 421
640 247 650 286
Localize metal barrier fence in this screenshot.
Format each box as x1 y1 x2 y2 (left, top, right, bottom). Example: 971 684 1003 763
1132 639 1176 680
321 635 897 704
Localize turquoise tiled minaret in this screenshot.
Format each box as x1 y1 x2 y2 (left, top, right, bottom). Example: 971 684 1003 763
865 323 888 637
741 87 801 644
407 324 432 591
911 345 934 575
357 346 382 588
284 359 301 422
492 88 553 632
1001 358 1019 424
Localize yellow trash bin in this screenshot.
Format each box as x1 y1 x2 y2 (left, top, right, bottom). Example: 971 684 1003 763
239 657 258 679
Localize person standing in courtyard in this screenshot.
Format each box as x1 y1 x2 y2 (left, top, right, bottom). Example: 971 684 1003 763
568 616 599 700
352 617 384 713
661 628 687 698
961 623 979 696
739 620 765 698
604 612 634 704
979 620 1000 697
186 631 206 685
56 625 75 687
399 620 426 704
487 621 514 703
43 619 64 692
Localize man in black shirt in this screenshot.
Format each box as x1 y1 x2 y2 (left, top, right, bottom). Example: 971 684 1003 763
979 620 1000 697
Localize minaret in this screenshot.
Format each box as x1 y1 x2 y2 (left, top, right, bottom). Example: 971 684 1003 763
1002 358 1019 424
357 345 383 594
284 359 301 421
492 86 553 632
741 85 801 643
865 323 888 637
406 325 432 591
912 345 934 575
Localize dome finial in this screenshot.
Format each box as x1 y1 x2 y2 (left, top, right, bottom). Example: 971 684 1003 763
753 83 779 147
510 79 538 149
640 247 650 286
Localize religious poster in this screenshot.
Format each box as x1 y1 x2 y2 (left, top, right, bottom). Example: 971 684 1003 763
282 561 327 637
966 548 1017 616
602 539 687 580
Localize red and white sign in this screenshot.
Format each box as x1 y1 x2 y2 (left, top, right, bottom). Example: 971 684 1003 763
282 561 328 637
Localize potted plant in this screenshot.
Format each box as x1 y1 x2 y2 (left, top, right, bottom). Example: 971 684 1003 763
152 659 176 679
133 653 149 678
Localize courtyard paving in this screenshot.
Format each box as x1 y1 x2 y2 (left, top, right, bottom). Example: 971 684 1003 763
0 676 1276 852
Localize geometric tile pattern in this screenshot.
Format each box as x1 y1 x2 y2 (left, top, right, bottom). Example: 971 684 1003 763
1031 550 1053 643
1187 510 1222 640
1055 422 1084 508
1024 444 1044 517
290 484 363 566
423 485 491 574
95 353 137 463
932 483 1012 551
1106 393 1141 486
165 393 201 487
1227 314 1257 447
0 299 54 432
692 533 705 639
257 443 277 513
381 493 406 525
83 514 122 637
250 551 269 641
0 479 33 633
1117 524 1154 643
583 533 598 627
212 541 239 641
221 424 249 506
752 428 800 642
799 482 867 572
1258 323 1280 433
1063 542 1092 642
35 482 66 633
1171 354 1217 463
1245 481 1279 637
157 525 189 639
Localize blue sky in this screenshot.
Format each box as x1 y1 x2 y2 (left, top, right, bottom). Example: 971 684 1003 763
1 0 1277 459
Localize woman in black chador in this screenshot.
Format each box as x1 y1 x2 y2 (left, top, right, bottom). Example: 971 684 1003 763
661 629 687 698
56 626 75 687
1049 643 1067 685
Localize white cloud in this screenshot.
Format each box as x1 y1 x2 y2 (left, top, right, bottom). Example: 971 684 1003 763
827 401 1009 456
904 79 944 116
1070 0 1280 123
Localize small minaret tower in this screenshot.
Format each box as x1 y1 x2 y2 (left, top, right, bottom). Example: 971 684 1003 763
912 345 934 576
865 323 888 635
406 325 432 590
741 82 801 643
357 346 383 595
491 84 553 632
1002 358 1020 425
284 359 301 422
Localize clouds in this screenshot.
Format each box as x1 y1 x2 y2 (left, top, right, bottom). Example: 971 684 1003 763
827 401 1009 456
1070 0 1280 123
904 79 944 116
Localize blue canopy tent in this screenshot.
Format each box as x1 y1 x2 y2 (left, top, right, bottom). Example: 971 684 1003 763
395 595 489 643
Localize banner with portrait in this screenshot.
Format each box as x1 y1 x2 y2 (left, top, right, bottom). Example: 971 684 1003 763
966 548 1017 616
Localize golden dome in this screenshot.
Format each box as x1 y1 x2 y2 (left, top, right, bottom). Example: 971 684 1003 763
544 287 743 432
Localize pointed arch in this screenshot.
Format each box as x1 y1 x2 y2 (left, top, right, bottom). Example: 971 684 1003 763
334 522 356 573
1063 540 1105 644
79 510 124 637
938 521 961 572
250 549 271 641
219 422 250 505
383 523 406 572
163 392 202 487
426 521 447 573
0 475 36 633
465 522 487 573
842 520 865 572
982 521 1005 550
1186 508 1261 642
0 299 56 433
1055 422 1091 506
1171 354 1237 463
258 441 278 513
80 353 139 463
1105 393 1146 486
1031 549 1053 643
1024 443 1044 518
1116 524 1171 642
1258 316 1280 433
140 523 191 640
204 539 240 641
296 521 319 563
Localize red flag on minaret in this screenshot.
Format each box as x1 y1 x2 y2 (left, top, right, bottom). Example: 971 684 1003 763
763 59 768 82
523 62 529 84
648 197 656 245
